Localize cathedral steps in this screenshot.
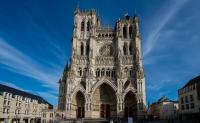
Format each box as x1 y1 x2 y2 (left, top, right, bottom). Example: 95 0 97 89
60 118 110 123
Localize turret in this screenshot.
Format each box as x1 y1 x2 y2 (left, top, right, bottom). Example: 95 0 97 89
133 15 140 37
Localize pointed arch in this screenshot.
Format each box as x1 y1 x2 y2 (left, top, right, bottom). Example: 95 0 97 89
123 25 127 38
81 20 85 31
129 26 133 38
129 43 133 55
87 21 90 31
80 42 84 55
78 67 82 76
123 87 137 99
106 68 111 77
96 68 100 77
71 85 86 101
80 81 86 89
92 79 117 96
111 68 116 78
123 91 137 118
123 42 128 55
71 90 86 118
86 44 90 55
129 67 133 76
101 68 105 76
91 79 117 118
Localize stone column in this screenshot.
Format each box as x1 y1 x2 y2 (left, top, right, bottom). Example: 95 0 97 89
20 118 23 123
8 118 12 123
28 118 31 123
66 102 74 119
85 93 92 118
117 93 124 117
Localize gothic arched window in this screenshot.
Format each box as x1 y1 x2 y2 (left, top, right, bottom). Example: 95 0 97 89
123 43 128 55
84 68 87 74
129 68 133 76
96 68 100 77
80 81 86 89
123 26 127 39
129 43 133 55
129 26 133 38
101 68 105 76
106 68 110 77
86 44 90 56
87 21 90 31
81 20 85 31
111 68 116 78
105 34 108 37
79 68 82 76
81 43 84 55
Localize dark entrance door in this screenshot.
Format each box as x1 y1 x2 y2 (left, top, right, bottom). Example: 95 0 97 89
77 107 84 118
125 107 133 117
124 92 137 118
125 107 128 117
100 104 110 118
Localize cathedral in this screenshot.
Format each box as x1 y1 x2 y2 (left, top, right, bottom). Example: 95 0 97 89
58 7 146 119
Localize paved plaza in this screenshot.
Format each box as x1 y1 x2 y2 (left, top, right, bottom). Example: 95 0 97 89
55 119 200 123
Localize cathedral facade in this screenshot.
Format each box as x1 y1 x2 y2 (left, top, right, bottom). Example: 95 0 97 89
58 8 146 119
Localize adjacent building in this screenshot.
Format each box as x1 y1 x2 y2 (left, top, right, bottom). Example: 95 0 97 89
58 7 146 119
0 84 52 123
41 107 65 123
178 75 200 120
148 96 179 120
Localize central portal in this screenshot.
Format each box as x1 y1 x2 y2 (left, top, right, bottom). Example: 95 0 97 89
100 104 110 118
92 83 117 118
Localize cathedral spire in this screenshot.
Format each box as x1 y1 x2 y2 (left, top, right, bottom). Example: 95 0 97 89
134 9 137 17
133 15 140 37
75 1 80 14
64 62 69 73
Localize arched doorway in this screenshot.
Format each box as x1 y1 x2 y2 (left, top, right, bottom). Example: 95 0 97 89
124 91 137 118
72 91 85 118
92 83 117 118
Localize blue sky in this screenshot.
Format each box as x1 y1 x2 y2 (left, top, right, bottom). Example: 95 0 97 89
0 0 199 106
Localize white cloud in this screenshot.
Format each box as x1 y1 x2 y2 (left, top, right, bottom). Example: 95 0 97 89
143 54 171 65
36 91 57 100
0 81 25 91
147 84 161 91
143 0 189 57
0 37 60 90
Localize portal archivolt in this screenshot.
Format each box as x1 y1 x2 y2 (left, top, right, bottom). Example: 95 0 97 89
71 91 85 118
92 83 117 118
124 91 137 118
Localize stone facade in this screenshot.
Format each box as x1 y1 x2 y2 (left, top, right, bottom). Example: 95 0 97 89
41 108 65 123
148 97 179 120
178 75 200 120
58 7 146 119
0 84 52 123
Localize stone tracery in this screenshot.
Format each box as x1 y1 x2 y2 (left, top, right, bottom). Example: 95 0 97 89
99 44 113 56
